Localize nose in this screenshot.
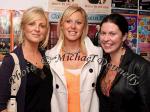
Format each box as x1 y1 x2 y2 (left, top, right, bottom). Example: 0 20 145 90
70 21 76 29
35 25 40 31
101 34 110 42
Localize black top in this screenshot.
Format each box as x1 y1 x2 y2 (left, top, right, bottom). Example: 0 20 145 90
96 47 150 112
0 45 53 112
24 60 52 112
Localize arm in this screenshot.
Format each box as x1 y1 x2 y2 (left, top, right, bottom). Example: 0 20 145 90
138 60 150 112
0 55 14 111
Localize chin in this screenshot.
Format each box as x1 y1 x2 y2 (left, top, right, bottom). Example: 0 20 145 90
103 49 114 54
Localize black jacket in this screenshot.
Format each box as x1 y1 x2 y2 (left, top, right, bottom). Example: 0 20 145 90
96 47 150 112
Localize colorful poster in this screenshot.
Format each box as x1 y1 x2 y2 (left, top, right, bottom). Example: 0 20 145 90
138 15 150 61
0 37 10 61
0 9 11 61
0 10 11 34
124 14 138 53
12 10 23 49
112 0 138 9
139 0 150 10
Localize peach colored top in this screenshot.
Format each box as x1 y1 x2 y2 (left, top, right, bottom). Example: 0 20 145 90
64 68 81 112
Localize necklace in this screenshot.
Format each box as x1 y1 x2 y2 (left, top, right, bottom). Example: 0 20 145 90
101 70 117 96
62 48 80 54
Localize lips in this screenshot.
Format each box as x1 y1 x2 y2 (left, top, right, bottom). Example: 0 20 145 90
102 41 113 46
32 34 40 37
68 31 77 36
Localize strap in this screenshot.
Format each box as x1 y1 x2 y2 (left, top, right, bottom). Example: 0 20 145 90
10 53 21 96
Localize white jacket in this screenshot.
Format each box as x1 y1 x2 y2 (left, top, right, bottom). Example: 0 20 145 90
46 37 103 112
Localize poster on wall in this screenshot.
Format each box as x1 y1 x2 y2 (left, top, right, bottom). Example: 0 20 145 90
124 14 138 53
112 0 138 9
48 0 79 12
12 10 23 49
0 9 11 61
0 0 48 11
81 0 111 14
48 0 111 14
138 15 150 61
0 37 10 61
0 10 10 35
139 0 150 10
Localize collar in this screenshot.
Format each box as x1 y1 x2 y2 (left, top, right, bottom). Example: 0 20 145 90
47 36 101 57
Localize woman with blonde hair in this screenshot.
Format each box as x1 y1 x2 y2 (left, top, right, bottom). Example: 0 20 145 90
0 7 52 112
46 5 103 112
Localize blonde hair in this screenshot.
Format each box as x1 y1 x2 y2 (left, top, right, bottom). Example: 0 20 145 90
19 7 49 48
57 5 88 52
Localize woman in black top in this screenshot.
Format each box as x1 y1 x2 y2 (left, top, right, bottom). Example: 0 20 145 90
96 13 150 112
0 7 52 112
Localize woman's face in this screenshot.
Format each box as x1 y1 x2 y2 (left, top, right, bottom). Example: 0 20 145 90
62 11 85 43
100 22 126 54
23 17 47 45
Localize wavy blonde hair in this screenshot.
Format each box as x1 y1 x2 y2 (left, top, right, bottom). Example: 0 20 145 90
57 5 88 52
19 7 49 48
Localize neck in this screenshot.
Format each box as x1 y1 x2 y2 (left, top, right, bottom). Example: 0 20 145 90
22 42 39 54
63 39 81 53
110 48 125 66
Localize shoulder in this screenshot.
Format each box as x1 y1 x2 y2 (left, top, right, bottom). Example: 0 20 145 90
84 37 103 57
132 53 150 69
123 47 149 65
46 41 62 58
13 45 24 59
0 54 15 76
46 46 57 58
124 48 150 75
1 54 14 67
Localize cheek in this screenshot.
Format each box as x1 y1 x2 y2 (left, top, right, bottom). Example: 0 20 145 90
114 38 123 48
41 29 47 35
79 25 84 30
78 26 84 34
62 23 69 30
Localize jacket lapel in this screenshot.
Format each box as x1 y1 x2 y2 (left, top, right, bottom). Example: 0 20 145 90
80 37 101 86
46 40 67 87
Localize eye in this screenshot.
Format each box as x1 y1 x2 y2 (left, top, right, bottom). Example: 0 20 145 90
100 32 106 36
28 22 35 26
40 24 46 28
76 21 82 25
65 19 71 23
109 32 116 36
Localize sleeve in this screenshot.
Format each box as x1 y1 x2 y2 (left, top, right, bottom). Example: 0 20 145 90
0 54 14 111
138 60 150 112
